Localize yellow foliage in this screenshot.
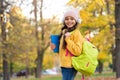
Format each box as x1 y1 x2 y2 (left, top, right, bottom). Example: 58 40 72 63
67 0 74 5
13 48 37 69
10 6 24 18
67 0 88 7
91 26 115 63
80 10 91 21
95 0 105 8
6 22 13 29
98 52 107 60
10 6 22 14
0 58 2 73
43 52 54 69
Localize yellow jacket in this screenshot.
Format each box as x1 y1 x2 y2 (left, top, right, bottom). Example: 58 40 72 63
59 29 84 68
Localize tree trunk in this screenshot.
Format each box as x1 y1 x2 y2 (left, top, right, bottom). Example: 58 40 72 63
33 0 47 78
25 52 29 78
115 0 120 78
1 19 10 80
3 54 10 80
0 1 10 80
98 60 103 73
36 49 44 78
106 0 110 14
33 0 44 78
10 62 13 77
33 0 39 78
106 0 115 72
112 47 116 72
39 0 45 78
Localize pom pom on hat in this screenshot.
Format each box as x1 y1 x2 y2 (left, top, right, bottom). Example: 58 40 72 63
63 8 79 22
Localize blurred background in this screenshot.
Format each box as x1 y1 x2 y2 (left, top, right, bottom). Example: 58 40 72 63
0 0 120 80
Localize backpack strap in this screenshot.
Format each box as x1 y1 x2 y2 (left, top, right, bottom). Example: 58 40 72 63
81 74 85 80
65 48 74 56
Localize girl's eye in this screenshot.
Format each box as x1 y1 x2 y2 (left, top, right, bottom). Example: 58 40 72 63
65 17 75 21
65 18 69 20
70 17 74 20
65 17 70 20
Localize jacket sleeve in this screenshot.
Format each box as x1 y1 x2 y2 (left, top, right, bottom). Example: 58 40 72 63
65 30 84 56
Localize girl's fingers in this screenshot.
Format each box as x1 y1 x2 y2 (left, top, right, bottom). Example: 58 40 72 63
50 43 56 50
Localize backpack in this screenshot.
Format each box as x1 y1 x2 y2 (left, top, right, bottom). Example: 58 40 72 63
72 40 98 76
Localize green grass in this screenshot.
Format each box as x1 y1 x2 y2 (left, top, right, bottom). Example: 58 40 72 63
93 72 115 77
10 72 115 80
41 75 61 80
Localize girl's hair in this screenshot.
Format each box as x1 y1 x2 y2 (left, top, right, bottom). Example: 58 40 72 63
60 22 78 49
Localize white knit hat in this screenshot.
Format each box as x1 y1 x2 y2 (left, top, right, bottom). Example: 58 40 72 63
63 8 79 22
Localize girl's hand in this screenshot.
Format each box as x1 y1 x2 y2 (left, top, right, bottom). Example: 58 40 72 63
50 42 56 50
65 32 71 37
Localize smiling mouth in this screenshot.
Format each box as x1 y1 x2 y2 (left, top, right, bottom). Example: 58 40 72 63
67 23 73 26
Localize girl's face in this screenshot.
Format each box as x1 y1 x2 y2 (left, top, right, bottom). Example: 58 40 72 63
64 16 76 28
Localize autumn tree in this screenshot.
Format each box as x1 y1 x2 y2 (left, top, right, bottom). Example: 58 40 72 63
32 0 60 78
0 0 11 80
9 6 37 78
1 0 62 79
0 2 37 79
115 0 120 79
